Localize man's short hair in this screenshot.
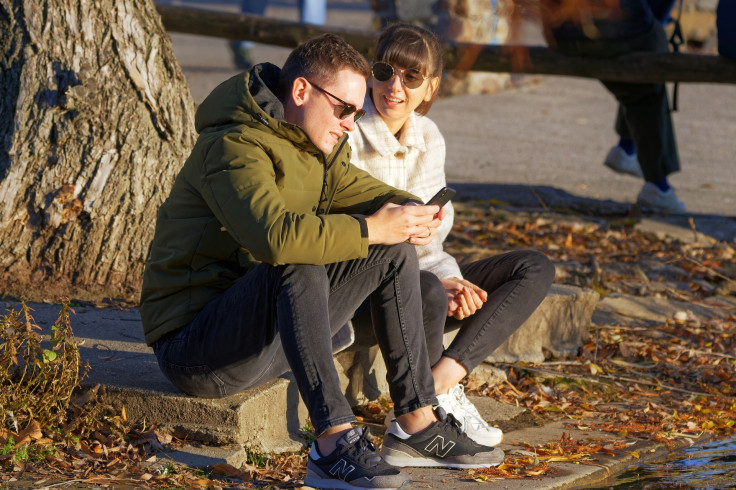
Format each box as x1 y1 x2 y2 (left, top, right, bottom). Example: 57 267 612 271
278 33 371 102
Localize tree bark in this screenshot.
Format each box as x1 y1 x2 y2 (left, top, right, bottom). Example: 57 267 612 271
0 0 197 302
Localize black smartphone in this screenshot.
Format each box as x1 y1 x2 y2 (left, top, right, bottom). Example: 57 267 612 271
425 186 456 208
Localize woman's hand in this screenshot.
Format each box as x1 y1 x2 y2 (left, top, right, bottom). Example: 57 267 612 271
440 277 487 320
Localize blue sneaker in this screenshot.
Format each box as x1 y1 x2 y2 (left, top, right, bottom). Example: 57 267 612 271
305 427 411 489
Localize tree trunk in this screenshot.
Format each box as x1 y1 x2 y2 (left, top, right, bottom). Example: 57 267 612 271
0 0 196 302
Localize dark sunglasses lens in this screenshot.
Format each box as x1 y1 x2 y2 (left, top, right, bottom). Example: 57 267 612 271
372 62 394 82
353 109 366 122
403 69 425 89
339 105 356 120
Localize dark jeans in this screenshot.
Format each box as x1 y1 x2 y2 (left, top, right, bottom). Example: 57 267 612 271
353 250 555 374
555 22 680 183
153 243 437 435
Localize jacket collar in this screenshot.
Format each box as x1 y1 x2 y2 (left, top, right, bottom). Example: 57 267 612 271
195 63 335 157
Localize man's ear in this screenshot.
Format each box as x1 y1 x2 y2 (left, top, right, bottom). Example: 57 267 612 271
291 77 310 107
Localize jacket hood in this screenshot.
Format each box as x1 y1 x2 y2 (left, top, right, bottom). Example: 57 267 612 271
194 63 286 134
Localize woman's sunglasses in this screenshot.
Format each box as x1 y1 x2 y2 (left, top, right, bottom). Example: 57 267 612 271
309 82 366 122
372 61 427 89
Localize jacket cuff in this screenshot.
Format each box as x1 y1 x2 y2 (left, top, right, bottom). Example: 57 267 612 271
352 215 369 238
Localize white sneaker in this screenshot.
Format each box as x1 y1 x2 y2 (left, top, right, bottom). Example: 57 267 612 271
636 182 686 214
604 145 643 178
436 384 503 447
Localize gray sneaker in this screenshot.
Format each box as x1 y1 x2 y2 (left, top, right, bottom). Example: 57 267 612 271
636 182 686 214
305 427 411 489
380 407 504 469
604 145 643 178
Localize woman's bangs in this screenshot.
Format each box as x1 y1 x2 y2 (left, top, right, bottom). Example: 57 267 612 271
379 39 432 76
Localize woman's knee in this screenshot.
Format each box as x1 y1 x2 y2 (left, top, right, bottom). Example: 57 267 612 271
522 250 556 286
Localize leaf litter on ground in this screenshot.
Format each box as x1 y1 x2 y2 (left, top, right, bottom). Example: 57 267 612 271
446 202 736 481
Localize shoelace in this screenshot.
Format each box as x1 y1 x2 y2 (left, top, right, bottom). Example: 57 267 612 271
450 384 490 428
436 409 475 442
344 429 383 467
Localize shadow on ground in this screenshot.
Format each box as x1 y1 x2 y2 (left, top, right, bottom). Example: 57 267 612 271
449 182 736 244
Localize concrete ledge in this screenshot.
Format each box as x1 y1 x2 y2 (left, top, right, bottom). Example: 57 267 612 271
157 443 248 469
104 378 308 453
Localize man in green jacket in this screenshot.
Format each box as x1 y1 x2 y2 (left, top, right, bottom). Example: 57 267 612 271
140 34 502 489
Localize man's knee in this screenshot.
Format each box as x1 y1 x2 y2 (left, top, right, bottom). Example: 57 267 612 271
283 263 330 290
385 241 420 268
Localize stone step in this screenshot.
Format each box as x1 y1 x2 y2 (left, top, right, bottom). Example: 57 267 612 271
1 283 597 455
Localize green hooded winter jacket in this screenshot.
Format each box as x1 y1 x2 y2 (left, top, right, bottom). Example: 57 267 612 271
139 63 418 345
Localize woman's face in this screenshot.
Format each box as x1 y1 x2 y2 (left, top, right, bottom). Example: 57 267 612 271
370 61 437 133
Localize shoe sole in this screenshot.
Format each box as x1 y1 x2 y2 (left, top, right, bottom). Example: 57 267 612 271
305 467 411 490
636 200 686 214
381 446 504 469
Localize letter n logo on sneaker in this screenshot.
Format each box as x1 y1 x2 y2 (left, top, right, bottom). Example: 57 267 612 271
329 459 355 480
424 435 456 457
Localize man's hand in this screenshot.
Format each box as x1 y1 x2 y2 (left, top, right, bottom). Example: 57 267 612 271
441 277 487 320
365 202 441 245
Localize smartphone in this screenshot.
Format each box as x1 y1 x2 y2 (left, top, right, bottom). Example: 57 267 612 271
425 186 456 208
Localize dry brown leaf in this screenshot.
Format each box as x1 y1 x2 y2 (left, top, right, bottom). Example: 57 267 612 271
210 462 241 477
17 420 42 444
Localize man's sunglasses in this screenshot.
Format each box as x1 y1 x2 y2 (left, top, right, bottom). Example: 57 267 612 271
372 61 427 89
309 82 366 122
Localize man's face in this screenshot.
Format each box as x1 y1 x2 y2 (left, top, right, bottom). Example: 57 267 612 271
292 69 367 154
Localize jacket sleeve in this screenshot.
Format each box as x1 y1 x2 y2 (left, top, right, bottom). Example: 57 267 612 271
197 134 369 266
330 160 420 215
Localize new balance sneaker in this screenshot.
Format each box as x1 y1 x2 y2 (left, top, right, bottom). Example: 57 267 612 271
604 145 643 178
380 407 504 469
305 427 411 489
636 182 686 214
436 384 504 447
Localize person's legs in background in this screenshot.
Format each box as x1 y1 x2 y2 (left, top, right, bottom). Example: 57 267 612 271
230 0 268 70
299 0 326 24
602 22 685 213
604 0 675 179
600 2 685 213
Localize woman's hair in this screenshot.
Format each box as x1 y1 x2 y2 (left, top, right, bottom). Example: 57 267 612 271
374 23 443 115
278 33 371 103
